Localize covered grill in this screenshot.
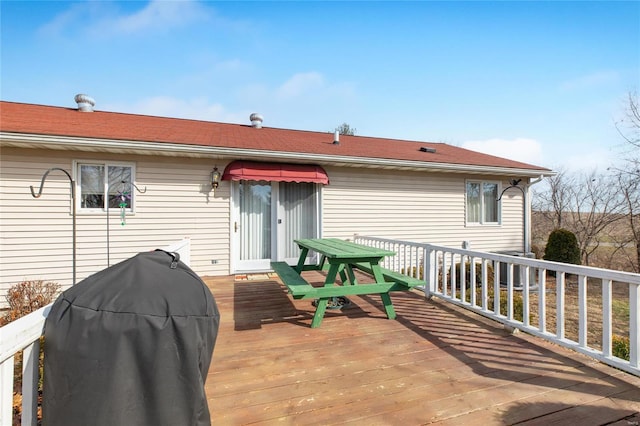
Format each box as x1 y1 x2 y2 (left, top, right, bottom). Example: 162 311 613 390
43 250 220 426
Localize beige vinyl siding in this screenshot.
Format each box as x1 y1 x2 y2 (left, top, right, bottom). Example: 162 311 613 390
322 167 524 252
0 147 231 300
2 145 528 304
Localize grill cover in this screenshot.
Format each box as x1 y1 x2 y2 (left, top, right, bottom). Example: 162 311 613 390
43 250 220 426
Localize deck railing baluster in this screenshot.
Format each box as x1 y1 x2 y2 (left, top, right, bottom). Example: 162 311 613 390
522 265 530 327
578 275 588 348
630 283 639 368
507 263 514 321
557 271 566 340
602 278 612 358
470 256 476 307
538 268 547 333
352 235 640 377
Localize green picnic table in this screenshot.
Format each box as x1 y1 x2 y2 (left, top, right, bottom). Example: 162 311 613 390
270 238 422 328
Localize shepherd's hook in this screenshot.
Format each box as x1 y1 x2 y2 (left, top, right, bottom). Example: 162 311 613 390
31 167 77 285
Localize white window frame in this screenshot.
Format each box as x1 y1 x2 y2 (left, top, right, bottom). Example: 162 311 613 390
74 160 137 215
465 180 501 225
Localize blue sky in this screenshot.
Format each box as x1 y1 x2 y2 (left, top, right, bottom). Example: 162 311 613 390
2 1 638 171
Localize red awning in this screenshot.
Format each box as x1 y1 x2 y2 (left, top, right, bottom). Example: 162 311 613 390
221 161 329 184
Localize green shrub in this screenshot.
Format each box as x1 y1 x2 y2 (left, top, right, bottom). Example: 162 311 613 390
486 285 525 322
543 228 581 265
612 335 630 360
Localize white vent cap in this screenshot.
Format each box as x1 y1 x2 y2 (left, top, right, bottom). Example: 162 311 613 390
250 113 263 128
74 94 95 112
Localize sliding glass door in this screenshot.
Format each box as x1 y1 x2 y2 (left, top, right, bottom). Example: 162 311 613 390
234 181 319 271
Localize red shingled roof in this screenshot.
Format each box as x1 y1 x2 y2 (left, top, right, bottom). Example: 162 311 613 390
0 101 549 172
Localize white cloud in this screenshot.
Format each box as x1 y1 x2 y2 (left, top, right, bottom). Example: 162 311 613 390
233 72 356 129
462 138 544 166
562 149 617 172
111 0 208 35
38 2 102 37
275 72 326 100
39 0 210 38
103 71 356 131
559 70 620 91
103 96 246 124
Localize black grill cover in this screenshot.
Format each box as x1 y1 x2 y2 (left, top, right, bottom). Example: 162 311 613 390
43 250 220 426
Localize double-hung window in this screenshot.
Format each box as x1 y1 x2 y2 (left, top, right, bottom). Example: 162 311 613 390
466 180 499 224
77 162 135 212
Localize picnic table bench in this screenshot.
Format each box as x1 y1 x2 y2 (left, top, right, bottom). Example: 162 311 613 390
270 238 423 328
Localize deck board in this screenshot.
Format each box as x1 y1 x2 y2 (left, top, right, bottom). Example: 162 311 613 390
204 273 640 425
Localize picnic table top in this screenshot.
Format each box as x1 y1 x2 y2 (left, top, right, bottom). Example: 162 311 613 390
295 238 395 259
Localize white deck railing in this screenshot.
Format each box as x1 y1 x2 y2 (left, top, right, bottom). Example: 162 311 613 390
0 239 191 426
354 235 640 377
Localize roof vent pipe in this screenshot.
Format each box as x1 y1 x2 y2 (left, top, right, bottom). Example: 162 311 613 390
74 94 95 112
249 113 263 128
333 131 340 145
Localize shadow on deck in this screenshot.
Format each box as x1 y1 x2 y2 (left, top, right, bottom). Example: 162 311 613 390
203 273 640 425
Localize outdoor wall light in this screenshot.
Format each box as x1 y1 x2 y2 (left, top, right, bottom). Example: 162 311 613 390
211 167 221 189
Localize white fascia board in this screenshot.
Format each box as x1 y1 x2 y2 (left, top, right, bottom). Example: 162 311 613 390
0 132 553 177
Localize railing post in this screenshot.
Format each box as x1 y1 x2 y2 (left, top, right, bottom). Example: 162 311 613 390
22 340 40 426
424 245 435 298
1 357 14 426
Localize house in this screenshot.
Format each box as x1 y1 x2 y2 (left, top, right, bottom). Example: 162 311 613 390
0 96 552 298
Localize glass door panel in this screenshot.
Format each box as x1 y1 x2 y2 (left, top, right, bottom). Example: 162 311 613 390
236 181 273 270
280 182 317 264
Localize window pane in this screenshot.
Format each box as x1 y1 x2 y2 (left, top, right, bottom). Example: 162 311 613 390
80 165 104 208
466 182 481 222
483 183 498 222
108 166 132 209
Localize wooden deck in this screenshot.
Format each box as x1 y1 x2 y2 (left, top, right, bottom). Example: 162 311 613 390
204 272 640 425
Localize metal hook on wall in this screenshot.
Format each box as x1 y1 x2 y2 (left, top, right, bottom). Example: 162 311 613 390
129 181 147 194
30 167 77 285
